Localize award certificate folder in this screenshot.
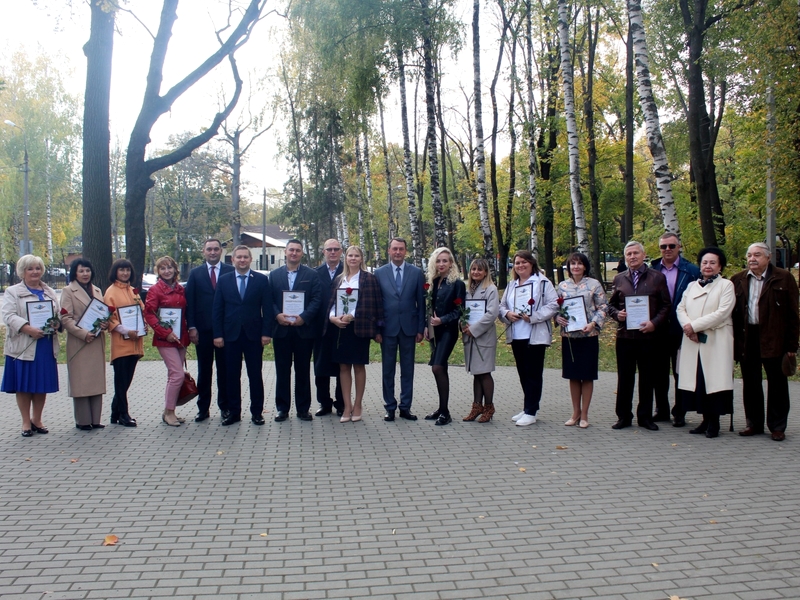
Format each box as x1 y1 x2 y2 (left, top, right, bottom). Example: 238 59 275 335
335 288 359 317
513 283 533 314
157 307 183 338
77 298 111 334
466 299 487 326
118 304 146 338
562 296 589 332
283 291 306 323
26 300 54 330
624 295 650 330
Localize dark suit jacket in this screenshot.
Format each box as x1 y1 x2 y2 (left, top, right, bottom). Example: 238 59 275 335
212 270 273 342
270 264 322 339
325 270 385 339
315 262 343 334
651 256 701 337
731 265 800 360
186 262 234 333
374 261 425 337
607 266 670 340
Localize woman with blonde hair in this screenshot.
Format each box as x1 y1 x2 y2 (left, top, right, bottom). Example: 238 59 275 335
327 245 384 422
423 247 466 426
461 258 500 422
144 256 189 426
1 255 60 437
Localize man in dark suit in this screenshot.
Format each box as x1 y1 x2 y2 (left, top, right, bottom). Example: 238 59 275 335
212 245 273 426
314 238 345 416
731 242 799 442
374 237 425 422
186 238 235 422
650 231 701 427
607 240 671 431
270 239 322 422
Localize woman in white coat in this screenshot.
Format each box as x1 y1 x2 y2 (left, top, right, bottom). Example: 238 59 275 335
461 259 500 423
498 250 559 426
676 247 735 438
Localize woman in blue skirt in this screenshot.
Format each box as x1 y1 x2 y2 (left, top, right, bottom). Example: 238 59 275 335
1 255 60 437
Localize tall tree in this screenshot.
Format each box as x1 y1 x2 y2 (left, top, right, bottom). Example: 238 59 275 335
472 0 494 265
125 0 266 285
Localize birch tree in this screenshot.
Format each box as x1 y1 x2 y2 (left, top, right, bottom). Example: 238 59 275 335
472 0 494 264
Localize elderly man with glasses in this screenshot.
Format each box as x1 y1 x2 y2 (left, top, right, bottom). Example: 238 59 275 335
650 231 700 427
313 239 345 416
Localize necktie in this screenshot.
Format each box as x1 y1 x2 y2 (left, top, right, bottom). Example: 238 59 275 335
395 267 402 295
632 270 640 292
238 274 246 299
209 266 216 289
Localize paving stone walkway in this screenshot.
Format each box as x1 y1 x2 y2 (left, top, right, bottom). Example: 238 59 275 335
1 360 798 599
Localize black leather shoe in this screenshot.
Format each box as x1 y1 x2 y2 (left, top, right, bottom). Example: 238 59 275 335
689 421 708 434
425 410 441 421
705 429 719 438
672 418 686 427
91 423 105 429
116 415 137 427
221 414 241 426
315 407 332 416
195 412 210 422
76 424 92 431
220 410 231 423
399 410 418 421
639 420 659 431
251 415 265 425
384 411 396 422
297 413 313 421
333 400 345 416
275 411 288 422
611 420 631 430
435 414 452 426
653 413 671 422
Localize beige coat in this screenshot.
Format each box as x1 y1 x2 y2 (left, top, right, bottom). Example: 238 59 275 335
1 282 60 360
676 277 735 394
61 281 107 398
463 283 499 374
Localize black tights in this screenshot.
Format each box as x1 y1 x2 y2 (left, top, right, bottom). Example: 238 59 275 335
432 364 450 415
473 373 494 406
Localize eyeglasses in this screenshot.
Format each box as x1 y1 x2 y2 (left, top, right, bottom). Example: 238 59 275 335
659 244 677 250
325 248 342 252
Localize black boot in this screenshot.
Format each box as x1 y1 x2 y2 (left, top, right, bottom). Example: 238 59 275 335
705 414 720 438
689 419 708 434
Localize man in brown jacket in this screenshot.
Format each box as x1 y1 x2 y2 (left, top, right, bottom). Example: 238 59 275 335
731 242 799 441
607 241 671 431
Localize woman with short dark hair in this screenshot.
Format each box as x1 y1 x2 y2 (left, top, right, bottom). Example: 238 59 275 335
104 259 147 427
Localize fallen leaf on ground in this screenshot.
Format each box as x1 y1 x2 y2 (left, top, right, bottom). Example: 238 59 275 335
259 533 267 537
478 516 485 519
531 445 537 448
216 451 225 455
556 445 568 450
651 562 659 568
709 520 717 524
392 529 396 534
519 467 526 472
70 459 79 463
25 458 31 461
102 535 118 546
671 444 678 447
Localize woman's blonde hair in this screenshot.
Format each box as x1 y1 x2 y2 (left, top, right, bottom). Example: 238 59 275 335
343 245 366 277
16 254 45 278
466 258 494 289
154 256 180 283
426 247 461 285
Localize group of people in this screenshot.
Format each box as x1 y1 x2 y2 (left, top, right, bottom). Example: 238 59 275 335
2 233 797 442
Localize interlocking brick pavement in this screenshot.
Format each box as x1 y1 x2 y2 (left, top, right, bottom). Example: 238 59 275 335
1 359 798 599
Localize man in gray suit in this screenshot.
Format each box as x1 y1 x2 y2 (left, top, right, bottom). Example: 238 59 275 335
375 238 425 421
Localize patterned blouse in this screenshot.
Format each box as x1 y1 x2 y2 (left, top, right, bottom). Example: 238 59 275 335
556 276 608 338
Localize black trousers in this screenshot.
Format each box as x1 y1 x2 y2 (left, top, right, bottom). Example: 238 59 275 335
510 340 546 416
194 329 229 414
224 332 265 418
741 325 790 433
315 376 344 409
654 332 685 419
615 337 658 423
274 329 314 416
111 354 139 418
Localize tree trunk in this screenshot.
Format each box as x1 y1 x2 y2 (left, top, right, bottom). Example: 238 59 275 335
557 0 590 257
230 130 242 247
355 135 366 246
377 95 396 245
282 60 308 255
625 21 634 242
473 0 495 265
397 46 422 266
82 1 115 290
540 44 560 282
524 0 540 260
420 0 446 249
44 139 53 263
362 130 382 267
505 34 518 269
628 0 680 235
582 7 602 280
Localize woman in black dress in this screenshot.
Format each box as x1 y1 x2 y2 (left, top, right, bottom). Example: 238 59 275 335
423 247 466 426
328 246 384 423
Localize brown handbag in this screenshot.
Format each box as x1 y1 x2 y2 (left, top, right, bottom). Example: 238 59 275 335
177 360 198 406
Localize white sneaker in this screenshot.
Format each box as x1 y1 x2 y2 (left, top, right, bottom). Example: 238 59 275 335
516 414 537 427
511 411 526 422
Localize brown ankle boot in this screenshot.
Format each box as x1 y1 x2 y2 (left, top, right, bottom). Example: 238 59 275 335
463 402 484 421
477 404 495 423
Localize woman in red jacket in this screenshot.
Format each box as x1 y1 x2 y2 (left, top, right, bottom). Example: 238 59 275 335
144 256 189 427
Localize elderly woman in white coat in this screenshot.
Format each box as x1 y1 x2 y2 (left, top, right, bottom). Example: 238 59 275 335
676 247 735 438
499 250 559 427
461 259 500 423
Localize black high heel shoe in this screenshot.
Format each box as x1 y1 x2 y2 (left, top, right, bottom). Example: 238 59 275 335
21 429 33 437
31 423 49 434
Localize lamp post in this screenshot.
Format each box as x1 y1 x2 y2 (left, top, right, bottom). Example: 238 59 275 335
3 120 30 255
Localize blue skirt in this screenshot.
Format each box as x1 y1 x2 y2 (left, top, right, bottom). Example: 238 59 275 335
1 336 59 394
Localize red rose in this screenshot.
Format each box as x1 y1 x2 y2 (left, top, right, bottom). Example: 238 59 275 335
528 298 535 305
132 288 140 295
423 283 430 291
345 287 353 295
60 308 68 315
454 298 463 306
108 306 116 313
556 297 564 306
